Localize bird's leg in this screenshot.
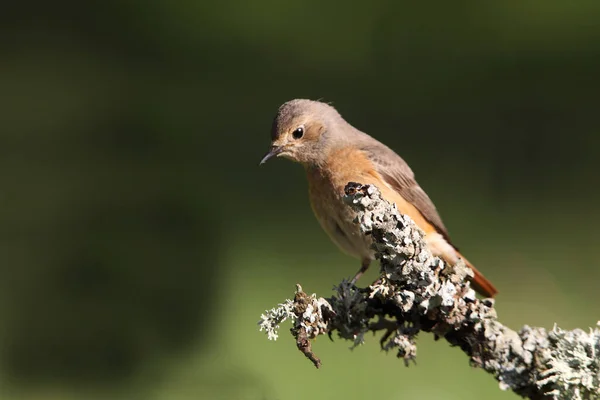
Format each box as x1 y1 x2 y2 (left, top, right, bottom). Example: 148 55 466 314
350 259 371 285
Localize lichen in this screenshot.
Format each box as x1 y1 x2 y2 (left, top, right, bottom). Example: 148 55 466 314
258 183 600 399
258 298 296 341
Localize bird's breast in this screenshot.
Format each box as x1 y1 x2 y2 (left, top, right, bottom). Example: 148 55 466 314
305 147 384 261
307 169 371 260
305 146 464 277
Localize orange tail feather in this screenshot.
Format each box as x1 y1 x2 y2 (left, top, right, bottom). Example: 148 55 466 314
458 253 498 298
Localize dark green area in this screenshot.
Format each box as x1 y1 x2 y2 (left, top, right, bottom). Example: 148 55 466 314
1 1 599 399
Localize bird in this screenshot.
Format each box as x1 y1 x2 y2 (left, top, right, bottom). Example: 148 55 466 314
259 99 498 298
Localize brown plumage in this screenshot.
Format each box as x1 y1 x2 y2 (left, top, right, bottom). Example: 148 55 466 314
260 99 497 298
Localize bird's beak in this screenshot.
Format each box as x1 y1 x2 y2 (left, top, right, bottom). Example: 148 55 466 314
259 146 283 165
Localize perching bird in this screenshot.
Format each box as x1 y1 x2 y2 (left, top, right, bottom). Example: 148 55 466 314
260 99 497 297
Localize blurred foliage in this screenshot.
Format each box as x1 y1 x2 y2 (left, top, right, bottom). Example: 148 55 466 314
0 1 599 399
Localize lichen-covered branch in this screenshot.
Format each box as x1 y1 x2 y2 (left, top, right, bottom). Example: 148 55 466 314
258 183 600 400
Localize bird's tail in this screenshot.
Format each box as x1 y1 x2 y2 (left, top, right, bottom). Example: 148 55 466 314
457 252 498 298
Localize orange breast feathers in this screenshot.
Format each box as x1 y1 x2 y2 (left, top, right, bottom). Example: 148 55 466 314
324 147 438 235
322 146 497 297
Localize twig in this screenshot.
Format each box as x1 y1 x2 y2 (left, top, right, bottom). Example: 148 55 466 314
258 183 600 400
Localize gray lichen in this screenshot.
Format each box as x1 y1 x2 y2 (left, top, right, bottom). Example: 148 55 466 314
258 298 296 341
258 183 600 400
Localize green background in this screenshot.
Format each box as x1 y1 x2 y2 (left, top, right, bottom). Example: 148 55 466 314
1 1 599 399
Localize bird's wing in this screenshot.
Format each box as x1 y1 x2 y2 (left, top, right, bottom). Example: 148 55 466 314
360 140 455 248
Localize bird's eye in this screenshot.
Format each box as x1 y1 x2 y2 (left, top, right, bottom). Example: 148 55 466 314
292 126 304 139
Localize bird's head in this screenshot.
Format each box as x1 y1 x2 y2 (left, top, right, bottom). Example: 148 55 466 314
260 99 343 167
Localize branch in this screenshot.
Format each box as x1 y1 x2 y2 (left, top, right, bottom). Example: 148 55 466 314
258 183 600 400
